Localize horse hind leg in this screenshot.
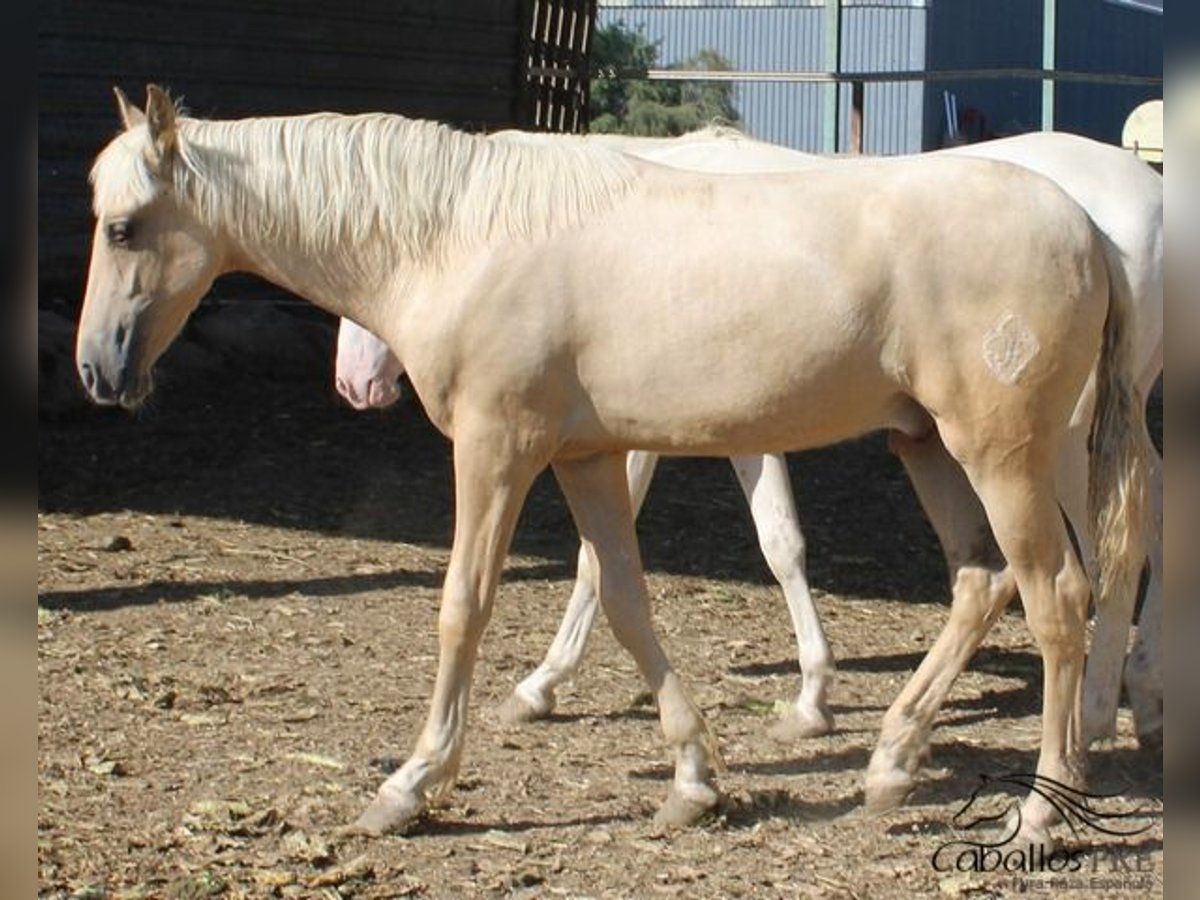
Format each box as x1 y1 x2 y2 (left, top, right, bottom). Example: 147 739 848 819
497 451 661 724
956 451 1093 848
1124 445 1163 750
729 453 835 741
866 431 1017 813
554 451 721 829
1062 413 1133 747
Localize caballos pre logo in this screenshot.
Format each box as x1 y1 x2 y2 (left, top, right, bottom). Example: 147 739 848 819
930 772 1160 876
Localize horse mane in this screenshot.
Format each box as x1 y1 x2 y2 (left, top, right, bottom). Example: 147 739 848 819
91 111 637 272
679 123 747 141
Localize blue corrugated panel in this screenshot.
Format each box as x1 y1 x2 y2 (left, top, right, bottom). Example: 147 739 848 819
598 0 1160 153
1055 0 1162 143
597 4 826 150
924 0 1161 148
841 3 926 153
598 1 927 153
922 0 1043 147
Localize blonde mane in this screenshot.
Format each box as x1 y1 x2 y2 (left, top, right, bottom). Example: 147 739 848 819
90 112 637 275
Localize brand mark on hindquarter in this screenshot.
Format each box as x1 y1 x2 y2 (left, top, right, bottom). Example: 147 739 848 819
983 313 1039 384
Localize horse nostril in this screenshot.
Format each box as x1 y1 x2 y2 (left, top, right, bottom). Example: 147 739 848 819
79 361 97 394
115 323 128 351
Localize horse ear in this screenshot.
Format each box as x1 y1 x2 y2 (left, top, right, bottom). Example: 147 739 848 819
144 84 178 170
113 86 145 129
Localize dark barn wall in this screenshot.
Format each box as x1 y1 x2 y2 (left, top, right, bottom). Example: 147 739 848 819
38 0 526 309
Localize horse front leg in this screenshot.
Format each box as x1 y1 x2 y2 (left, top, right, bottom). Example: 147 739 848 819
350 429 543 836
554 451 722 828
498 451 662 724
729 453 835 740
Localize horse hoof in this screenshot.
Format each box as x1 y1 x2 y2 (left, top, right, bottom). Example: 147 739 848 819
1082 713 1118 747
343 789 424 837
495 689 553 725
1010 812 1058 852
767 705 834 742
864 766 915 814
652 785 719 831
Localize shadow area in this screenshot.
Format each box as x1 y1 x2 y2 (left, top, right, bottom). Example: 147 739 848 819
639 740 1160 834
730 646 1043 722
403 809 641 839
41 365 950 604
37 561 573 612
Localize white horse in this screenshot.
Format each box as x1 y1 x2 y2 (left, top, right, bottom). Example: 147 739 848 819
333 130 1165 768
336 316 405 410
78 87 1147 843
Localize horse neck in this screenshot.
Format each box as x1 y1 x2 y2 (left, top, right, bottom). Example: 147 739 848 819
177 114 633 327
180 115 464 321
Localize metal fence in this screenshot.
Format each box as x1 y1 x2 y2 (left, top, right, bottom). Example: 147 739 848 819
598 0 925 153
522 0 598 134
595 0 1162 154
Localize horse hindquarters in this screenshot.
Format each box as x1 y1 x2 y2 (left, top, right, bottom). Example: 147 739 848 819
865 431 1017 812
939 232 1146 843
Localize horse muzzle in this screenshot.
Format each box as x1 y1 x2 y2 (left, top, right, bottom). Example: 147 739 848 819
76 344 151 409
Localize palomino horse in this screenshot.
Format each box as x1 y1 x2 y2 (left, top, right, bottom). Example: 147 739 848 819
78 87 1146 844
332 130 1164 769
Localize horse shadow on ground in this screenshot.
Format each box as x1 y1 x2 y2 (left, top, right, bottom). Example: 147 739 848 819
619 736 1160 834
393 809 642 840
728 645 1044 721
37 562 572 613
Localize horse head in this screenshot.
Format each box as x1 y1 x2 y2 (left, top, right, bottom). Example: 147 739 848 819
76 85 225 408
335 317 405 410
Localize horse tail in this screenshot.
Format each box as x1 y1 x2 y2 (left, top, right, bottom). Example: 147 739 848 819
1089 232 1150 612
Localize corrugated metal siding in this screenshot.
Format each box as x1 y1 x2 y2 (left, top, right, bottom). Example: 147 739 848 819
596 1 925 153
1055 0 1162 143
39 0 527 305
840 3 926 154
597 2 826 150
922 0 1043 147
923 0 1161 148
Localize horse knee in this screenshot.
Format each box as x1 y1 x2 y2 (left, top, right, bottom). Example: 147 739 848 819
437 575 489 645
1024 563 1090 649
759 525 804 578
948 564 1012 622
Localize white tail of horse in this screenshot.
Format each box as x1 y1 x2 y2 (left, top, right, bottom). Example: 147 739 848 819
1090 238 1150 620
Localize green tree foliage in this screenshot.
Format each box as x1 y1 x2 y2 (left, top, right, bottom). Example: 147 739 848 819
589 23 740 136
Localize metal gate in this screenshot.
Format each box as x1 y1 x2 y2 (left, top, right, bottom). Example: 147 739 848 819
591 0 1161 154
520 0 597 134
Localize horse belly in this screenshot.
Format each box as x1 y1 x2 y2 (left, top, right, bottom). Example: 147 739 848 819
567 289 899 454
544 194 902 454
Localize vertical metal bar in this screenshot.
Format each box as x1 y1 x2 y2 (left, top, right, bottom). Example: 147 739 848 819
850 80 864 153
1042 0 1056 131
822 0 841 153
577 1 594 133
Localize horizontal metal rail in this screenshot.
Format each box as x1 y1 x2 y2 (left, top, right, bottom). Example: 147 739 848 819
530 65 1162 87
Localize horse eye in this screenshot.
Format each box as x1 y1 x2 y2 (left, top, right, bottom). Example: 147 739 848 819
106 220 133 246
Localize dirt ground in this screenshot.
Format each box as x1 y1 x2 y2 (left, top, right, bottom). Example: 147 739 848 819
38 344 1163 899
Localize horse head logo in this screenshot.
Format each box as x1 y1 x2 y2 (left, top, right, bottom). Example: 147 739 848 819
951 772 1157 844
